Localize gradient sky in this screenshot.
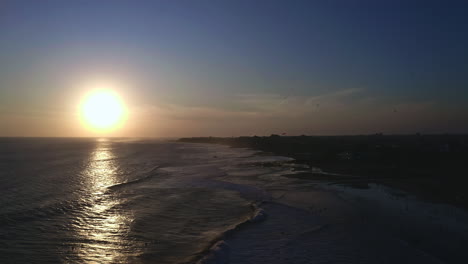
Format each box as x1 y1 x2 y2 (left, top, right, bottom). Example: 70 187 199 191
1 0 467 137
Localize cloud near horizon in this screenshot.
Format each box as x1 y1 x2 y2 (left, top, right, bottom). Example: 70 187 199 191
1 87 466 137
1 1 467 137
125 88 467 137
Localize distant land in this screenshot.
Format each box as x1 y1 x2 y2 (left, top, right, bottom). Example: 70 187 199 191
178 134 468 209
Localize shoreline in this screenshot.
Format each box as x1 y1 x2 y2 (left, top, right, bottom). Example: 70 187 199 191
186 141 468 263
177 135 468 210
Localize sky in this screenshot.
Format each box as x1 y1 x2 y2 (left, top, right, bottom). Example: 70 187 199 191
1 0 467 137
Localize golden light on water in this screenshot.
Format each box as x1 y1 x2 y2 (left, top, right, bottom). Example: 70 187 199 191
79 87 127 132
71 141 142 263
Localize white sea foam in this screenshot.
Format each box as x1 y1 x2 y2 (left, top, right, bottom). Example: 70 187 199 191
196 240 230 264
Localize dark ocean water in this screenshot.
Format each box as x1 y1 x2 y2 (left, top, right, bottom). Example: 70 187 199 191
0 138 270 263
2 138 468 264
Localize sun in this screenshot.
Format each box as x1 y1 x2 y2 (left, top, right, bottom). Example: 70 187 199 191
80 89 127 132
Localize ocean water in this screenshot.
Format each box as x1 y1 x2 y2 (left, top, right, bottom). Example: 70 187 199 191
0 138 270 263
1 138 468 264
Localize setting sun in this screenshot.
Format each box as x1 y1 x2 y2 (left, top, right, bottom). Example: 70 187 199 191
80 90 126 131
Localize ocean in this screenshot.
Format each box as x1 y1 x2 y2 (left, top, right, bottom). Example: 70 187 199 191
1 138 468 263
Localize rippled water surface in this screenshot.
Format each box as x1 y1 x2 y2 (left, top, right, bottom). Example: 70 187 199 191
0 138 266 263
2 138 468 264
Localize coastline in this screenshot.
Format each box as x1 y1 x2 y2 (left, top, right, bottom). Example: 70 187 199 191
177 135 468 210
173 140 468 263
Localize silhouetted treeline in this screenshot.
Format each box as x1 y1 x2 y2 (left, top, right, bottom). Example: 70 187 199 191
179 134 468 208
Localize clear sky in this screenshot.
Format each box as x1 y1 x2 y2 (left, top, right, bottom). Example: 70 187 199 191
1 0 467 137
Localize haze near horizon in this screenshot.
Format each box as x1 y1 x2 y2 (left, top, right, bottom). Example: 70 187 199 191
1 0 467 137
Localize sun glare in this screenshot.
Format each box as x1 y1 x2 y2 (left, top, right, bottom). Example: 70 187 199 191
80 90 126 132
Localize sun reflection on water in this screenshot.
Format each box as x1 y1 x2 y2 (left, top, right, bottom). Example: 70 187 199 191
86 144 118 190
69 140 140 263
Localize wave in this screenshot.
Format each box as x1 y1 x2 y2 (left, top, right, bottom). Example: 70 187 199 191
107 165 161 190
185 203 268 264
195 240 230 264
0 166 160 226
